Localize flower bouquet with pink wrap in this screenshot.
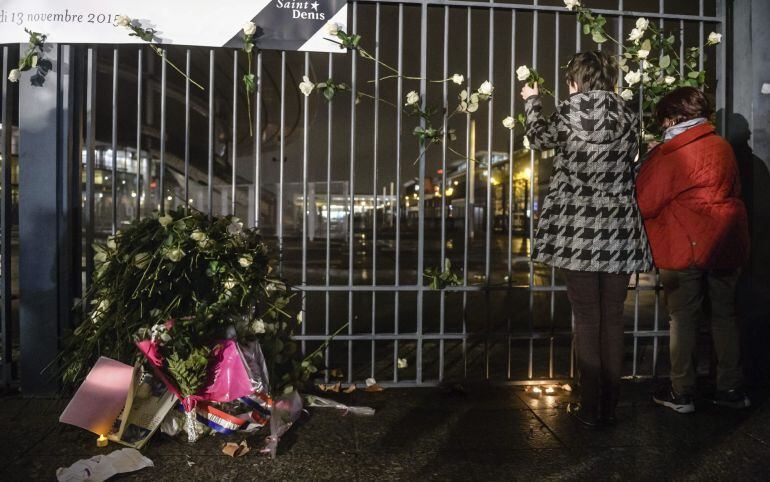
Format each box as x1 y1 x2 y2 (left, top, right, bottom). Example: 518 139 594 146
55 208 321 451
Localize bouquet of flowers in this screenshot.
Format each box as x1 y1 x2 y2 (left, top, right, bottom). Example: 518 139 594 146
56 208 320 444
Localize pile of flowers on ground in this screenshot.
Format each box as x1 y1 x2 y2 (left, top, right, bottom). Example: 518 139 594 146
56 208 321 445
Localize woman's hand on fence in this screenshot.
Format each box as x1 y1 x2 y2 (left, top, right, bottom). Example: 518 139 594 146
521 84 539 100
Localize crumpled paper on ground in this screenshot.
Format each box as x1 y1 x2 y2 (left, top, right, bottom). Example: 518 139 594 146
56 448 153 482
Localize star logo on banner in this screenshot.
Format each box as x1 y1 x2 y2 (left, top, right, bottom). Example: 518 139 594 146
310 1 319 10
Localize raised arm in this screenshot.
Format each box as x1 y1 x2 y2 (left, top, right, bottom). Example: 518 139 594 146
524 95 560 150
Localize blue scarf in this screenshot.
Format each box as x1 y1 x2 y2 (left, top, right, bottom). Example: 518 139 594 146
663 117 708 142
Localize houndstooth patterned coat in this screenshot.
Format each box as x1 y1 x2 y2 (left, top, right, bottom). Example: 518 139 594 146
524 91 652 274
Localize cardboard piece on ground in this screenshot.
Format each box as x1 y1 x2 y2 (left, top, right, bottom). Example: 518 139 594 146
59 357 134 435
222 440 250 457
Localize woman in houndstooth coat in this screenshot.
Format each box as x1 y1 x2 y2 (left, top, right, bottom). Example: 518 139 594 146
522 51 652 428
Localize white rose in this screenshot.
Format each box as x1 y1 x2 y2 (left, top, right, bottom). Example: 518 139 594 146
451 73 464 85
664 75 676 85
116 15 131 28
636 49 650 59
405 90 420 106
502 116 516 129
239 255 253 268
299 76 315 97
516 65 531 82
620 89 634 101
251 319 266 334
166 248 185 262
243 21 257 36
642 72 651 83
397 358 408 369
133 252 151 269
158 214 173 226
522 136 531 150
224 278 237 290
624 70 642 86
190 230 207 242
627 28 644 43
707 32 722 45
325 21 340 36
227 219 243 235
563 0 581 11
477 80 493 96
635 17 649 31
7 69 20 83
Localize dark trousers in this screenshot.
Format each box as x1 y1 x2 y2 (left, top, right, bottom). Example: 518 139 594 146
563 270 631 418
660 267 743 395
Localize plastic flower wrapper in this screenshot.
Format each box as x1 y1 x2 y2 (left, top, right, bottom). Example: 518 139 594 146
262 390 303 459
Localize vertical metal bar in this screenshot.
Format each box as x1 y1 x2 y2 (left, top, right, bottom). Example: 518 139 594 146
347 3 358 385
85 47 97 291
279 51 286 271
184 50 191 212
371 4 381 379
653 270 660 376
679 19 684 78
135 49 143 219
325 52 333 383
159 49 167 215
462 7 472 379
208 50 215 218
1 47 13 384
484 7 494 380
255 50 263 227
439 5 448 382
528 4 539 381
507 10 516 380
393 4 404 383
550 11 560 380
416 0 428 384
632 272 640 376
698 0 704 72
232 51 238 214
302 51 310 355
111 48 118 234
715 0 726 133
618 2 624 90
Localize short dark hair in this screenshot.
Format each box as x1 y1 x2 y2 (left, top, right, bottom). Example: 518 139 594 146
565 51 618 92
655 87 714 125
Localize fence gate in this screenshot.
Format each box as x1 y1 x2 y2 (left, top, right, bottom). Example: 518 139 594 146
0 0 727 392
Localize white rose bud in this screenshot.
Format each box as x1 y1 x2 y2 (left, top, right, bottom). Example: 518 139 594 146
624 70 642 86
7 69 20 83
664 76 676 85
116 15 131 28
325 21 341 36
627 28 644 43
563 0 581 11
133 252 151 269
522 136 531 150
636 49 650 59
158 214 173 226
239 255 253 268
166 248 185 262
516 65 531 82
243 21 257 36
299 76 315 97
620 89 634 101
397 358 408 369
251 319 266 334
405 90 420 106
451 73 464 85
502 116 516 129
224 278 237 290
707 32 722 45
478 80 493 96
190 230 207 242
635 17 649 32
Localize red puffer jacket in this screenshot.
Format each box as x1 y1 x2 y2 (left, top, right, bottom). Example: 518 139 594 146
636 123 749 270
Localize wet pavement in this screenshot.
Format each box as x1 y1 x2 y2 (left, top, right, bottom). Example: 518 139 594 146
1 380 769 481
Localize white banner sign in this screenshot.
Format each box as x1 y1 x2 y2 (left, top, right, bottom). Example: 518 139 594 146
0 0 347 52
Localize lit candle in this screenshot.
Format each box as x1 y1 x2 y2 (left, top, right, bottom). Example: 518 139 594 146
97 434 108 447
545 387 555 395
532 386 542 394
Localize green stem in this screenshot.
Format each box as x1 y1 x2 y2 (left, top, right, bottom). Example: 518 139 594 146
302 322 350 363
246 53 254 137
150 45 205 91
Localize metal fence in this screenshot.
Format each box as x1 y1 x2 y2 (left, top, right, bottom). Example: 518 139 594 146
0 0 726 390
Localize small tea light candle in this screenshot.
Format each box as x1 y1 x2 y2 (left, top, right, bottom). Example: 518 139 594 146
97 434 108 447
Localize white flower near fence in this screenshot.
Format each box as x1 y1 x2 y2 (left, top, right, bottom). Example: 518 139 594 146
707 32 722 45
299 76 315 96
516 65 531 82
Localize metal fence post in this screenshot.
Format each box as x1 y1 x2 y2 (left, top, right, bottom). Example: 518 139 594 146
18 44 81 395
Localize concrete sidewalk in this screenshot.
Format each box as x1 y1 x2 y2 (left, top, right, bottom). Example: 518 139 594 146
1 381 768 481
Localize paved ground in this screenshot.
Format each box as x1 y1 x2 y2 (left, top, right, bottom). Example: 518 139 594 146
1 381 769 481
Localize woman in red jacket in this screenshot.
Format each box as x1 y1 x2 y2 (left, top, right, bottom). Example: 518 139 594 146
636 87 750 413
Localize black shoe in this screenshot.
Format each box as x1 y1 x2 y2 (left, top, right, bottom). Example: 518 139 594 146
652 386 695 414
709 389 751 409
567 402 599 428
